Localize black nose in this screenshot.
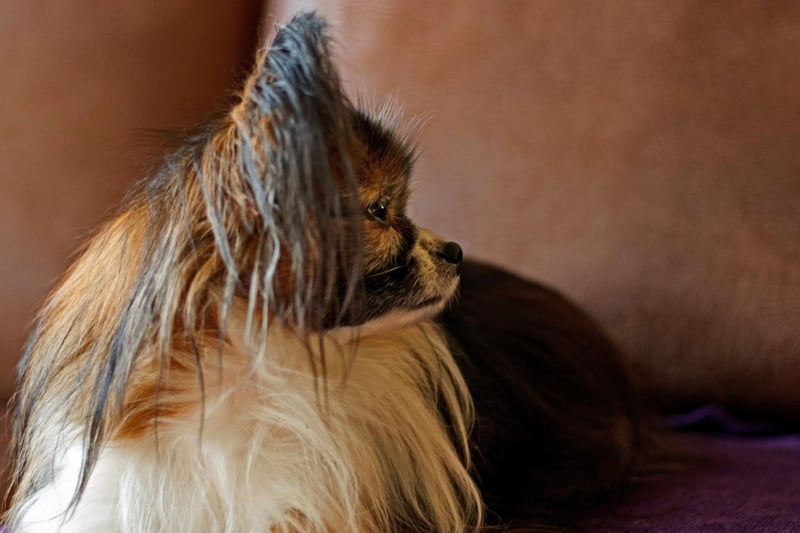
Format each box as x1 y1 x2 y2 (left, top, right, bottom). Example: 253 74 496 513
438 241 463 265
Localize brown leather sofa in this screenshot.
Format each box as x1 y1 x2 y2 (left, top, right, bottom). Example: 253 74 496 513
2 0 799 517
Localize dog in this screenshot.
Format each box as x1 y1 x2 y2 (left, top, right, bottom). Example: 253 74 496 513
6 12 655 532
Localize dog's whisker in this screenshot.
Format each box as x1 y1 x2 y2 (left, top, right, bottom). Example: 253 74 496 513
364 262 409 279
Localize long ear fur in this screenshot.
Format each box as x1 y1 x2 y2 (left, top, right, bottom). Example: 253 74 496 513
7 11 364 517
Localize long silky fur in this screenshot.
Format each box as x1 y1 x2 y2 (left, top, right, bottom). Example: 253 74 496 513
6 13 482 532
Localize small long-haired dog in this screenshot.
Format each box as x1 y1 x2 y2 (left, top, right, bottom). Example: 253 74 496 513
6 13 656 533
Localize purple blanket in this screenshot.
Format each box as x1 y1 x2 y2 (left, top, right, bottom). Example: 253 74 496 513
599 406 800 532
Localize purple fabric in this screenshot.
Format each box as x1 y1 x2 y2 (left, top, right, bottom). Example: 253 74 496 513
599 406 800 532
666 404 799 436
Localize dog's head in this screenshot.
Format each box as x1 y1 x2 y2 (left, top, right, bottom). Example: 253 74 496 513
199 12 463 336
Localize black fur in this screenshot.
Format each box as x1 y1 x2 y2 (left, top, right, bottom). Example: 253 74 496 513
443 261 651 530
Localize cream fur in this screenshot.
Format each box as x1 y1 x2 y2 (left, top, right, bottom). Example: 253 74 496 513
15 318 483 533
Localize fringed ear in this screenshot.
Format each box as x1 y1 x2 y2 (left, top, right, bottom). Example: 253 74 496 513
232 11 354 197
218 11 363 332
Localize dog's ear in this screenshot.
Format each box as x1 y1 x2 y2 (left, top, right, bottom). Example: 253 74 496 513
219 12 363 331
230 12 355 189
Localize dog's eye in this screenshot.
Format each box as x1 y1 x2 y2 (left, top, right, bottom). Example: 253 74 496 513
367 198 388 222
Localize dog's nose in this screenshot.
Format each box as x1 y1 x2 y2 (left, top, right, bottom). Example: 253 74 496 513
438 241 463 265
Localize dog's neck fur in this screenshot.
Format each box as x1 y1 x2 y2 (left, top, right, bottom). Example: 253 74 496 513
16 317 482 533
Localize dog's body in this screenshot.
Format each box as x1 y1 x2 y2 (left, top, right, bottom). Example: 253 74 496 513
6 13 652 532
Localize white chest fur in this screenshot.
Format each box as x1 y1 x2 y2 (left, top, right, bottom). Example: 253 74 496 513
17 322 481 533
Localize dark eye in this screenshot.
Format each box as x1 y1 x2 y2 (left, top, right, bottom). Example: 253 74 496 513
367 198 388 222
